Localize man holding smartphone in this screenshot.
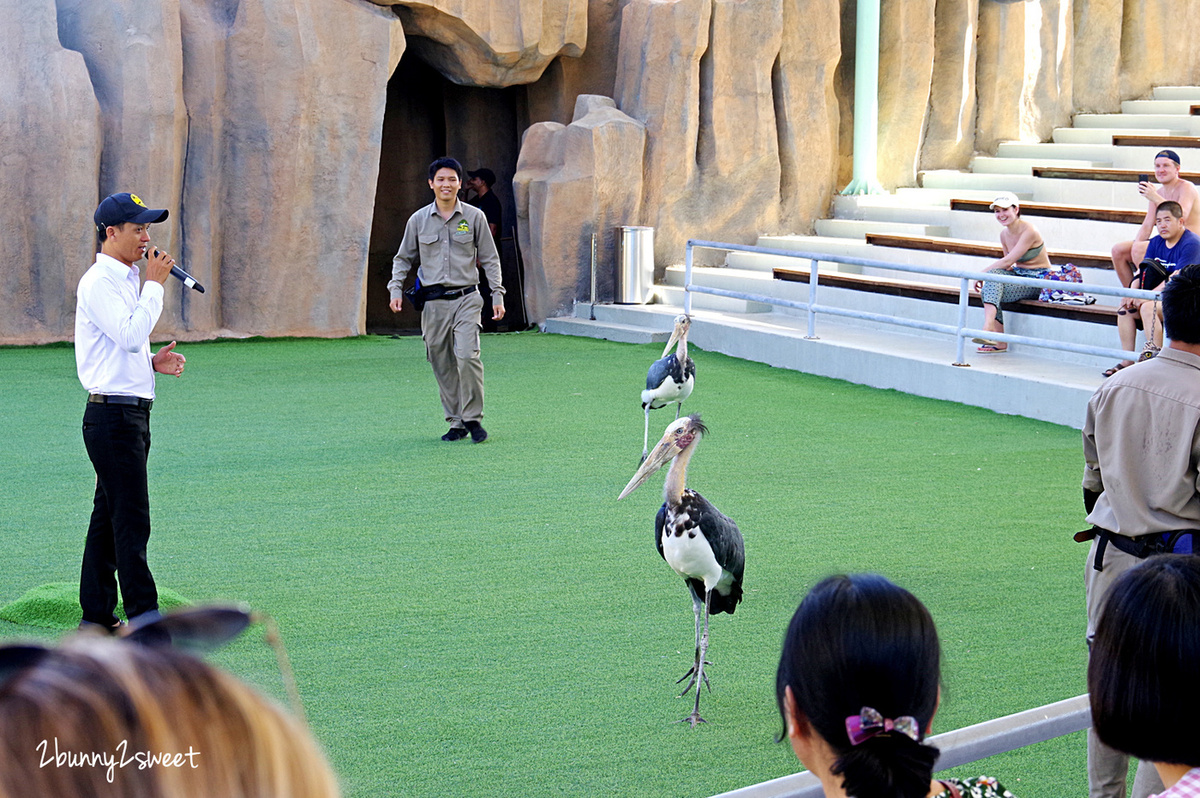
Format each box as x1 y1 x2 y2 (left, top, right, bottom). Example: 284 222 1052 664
1111 150 1200 288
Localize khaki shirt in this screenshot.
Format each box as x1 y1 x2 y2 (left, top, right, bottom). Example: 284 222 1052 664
1083 347 1200 536
388 200 504 303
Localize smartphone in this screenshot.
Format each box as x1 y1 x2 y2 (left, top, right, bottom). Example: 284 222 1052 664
1139 173 1150 184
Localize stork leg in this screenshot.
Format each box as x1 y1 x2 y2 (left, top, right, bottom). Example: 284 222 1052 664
676 591 710 695
677 591 712 728
641 404 651 463
674 402 681 420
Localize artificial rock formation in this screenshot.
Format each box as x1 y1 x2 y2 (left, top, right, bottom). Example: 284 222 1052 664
920 0 979 171
876 0 935 189
13 0 1200 344
1 0 101 345
514 95 645 322
373 0 586 86
173 0 403 339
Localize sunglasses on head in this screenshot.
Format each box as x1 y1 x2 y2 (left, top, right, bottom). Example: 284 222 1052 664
0 605 306 722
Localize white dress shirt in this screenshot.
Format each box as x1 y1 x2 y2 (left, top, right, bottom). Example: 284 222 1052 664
75 253 164 399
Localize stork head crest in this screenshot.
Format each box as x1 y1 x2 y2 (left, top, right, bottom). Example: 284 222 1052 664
618 414 707 500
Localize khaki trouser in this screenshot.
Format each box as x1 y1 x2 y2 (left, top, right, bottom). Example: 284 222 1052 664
421 290 485 426
1084 538 1164 798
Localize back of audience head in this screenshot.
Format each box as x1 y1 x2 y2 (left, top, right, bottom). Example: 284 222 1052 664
1088 555 1200 770
0 635 341 798
776 573 941 798
1162 264 1200 344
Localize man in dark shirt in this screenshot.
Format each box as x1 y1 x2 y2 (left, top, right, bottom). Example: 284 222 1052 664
466 168 502 239
466 168 504 329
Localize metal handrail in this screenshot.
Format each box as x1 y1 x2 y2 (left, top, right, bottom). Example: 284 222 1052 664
711 695 1091 798
684 240 1161 366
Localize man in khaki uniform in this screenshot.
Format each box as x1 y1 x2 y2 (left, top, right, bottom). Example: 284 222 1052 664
1080 264 1200 798
389 157 505 442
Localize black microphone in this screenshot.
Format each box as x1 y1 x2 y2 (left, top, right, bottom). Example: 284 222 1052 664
154 249 205 293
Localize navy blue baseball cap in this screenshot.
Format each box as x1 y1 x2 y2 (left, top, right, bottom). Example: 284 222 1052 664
94 192 169 230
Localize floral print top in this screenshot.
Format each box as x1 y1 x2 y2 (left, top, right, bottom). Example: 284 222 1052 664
932 775 1017 798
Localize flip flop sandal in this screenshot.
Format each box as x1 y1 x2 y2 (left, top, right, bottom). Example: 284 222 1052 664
1103 363 1129 378
977 344 1007 353
971 337 1000 346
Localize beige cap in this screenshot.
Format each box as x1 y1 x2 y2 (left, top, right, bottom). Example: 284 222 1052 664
989 191 1020 210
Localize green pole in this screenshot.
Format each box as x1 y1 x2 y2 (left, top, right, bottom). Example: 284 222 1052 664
841 0 885 195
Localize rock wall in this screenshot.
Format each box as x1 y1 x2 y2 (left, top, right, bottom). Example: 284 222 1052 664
375 0 587 86
514 95 645 322
1 0 101 345
13 0 1200 343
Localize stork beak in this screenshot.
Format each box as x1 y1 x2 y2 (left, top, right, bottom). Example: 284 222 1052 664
618 434 678 500
661 325 680 359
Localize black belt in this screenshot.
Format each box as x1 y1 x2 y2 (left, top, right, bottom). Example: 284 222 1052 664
1076 526 1199 571
430 285 477 301
88 394 152 410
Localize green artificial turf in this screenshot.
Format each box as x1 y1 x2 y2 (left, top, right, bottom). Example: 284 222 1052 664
0 332 1091 797
0 582 192 629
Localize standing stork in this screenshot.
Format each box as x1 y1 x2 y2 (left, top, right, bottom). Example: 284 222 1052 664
641 315 695 461
618 413 744 727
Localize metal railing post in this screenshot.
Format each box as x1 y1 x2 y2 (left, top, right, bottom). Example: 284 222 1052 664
954 277 970 366
684 243 693 317
806 259 819 339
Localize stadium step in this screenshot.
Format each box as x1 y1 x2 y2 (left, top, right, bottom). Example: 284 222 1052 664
544 84 1200 428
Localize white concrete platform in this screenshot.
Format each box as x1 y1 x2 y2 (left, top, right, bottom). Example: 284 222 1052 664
545 301 1110 429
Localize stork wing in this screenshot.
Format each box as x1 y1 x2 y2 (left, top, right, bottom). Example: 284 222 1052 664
691 494 745 583
645 354 676 391
655 503 667 562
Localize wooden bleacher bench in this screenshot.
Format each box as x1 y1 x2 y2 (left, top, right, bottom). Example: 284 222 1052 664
1030 166 1200 182
949 198 1143 225
1112 134 1200 148
771 266 1118 326
864 232 1114 271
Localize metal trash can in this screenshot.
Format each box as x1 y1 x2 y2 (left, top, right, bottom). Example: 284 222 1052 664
614 226 654 304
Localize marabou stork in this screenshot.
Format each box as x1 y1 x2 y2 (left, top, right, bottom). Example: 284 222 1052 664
641 315 695 461
618 413 744 727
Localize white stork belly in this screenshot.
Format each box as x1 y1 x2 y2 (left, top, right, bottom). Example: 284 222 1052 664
642 374 694 410
661 525 728 593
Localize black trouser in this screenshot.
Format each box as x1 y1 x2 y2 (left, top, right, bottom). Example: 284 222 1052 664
81 402 158 624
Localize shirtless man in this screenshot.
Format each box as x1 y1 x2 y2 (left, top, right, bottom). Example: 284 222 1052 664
1111 150 1200 288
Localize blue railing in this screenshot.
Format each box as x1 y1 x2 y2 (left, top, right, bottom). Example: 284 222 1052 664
710 695 1090 798
684 240 1159 366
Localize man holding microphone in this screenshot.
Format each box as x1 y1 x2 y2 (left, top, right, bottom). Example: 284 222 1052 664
75 192 185 632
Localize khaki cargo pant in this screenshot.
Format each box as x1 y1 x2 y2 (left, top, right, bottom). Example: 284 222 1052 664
421 290 485 427
1084 538 1163 798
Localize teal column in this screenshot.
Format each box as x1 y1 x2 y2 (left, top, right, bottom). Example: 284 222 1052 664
841 0 885 195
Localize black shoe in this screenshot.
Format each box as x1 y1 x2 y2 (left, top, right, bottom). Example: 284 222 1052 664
441 427 468 442
464 421 488 443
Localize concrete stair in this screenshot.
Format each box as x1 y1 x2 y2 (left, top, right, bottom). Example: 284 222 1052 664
541 85 1200 428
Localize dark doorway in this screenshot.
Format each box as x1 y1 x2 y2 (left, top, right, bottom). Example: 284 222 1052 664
366 53 528 334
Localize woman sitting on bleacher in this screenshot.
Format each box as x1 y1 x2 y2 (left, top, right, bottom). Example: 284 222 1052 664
971 192 1053 354
1089 555 1200 798
776 573 1016 798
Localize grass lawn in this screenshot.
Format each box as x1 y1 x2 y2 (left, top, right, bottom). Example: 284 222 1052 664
0 331 1091 797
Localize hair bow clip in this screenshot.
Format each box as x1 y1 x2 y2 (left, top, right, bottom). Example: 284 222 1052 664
845 706 920 746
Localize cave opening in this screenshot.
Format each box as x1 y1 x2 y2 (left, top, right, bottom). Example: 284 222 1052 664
366 52 529 334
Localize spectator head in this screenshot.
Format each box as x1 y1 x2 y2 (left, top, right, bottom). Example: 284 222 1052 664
1089 555 1200 768
990 192 1020 218
776 574 941 798
467 168 496 188
0 636 341 798
1162 264 1200 344
1156 200 1184 220
427 157 463 182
